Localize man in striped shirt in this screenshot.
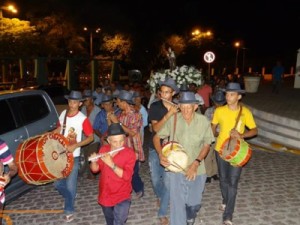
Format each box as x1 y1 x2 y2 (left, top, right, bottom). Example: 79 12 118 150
0 138 18 225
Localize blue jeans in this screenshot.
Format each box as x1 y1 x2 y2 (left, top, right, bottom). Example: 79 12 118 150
216 153 242 221
170 173 206 225
148 147 170 217
132 161 144 194
101 199 131 225
54 157 79 215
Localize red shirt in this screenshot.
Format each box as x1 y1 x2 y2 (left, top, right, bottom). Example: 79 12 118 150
197 84 213 108
95 145 136 206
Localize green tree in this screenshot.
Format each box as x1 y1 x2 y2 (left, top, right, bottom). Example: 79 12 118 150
33 13 86 57
0 18 38 57
101 33 132 60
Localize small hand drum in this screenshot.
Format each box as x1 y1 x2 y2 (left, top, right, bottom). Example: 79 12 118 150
219 138 252 167
162 141 188 172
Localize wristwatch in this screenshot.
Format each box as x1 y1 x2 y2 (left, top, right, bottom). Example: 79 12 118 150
195 159 201 164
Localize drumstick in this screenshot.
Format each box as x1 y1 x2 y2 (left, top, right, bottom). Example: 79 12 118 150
88 147 125 161
170 161 187 173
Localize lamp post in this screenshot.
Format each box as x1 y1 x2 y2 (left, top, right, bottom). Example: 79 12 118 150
234 41 240 74
0 4 17 18
83 27 101 58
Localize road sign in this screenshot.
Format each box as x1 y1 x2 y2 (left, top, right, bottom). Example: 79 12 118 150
203 51 215 63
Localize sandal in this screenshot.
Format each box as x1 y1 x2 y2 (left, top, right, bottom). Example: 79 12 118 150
223 219 233 225
64 214 74 223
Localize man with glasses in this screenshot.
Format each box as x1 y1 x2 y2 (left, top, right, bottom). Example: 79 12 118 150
148 77 179 225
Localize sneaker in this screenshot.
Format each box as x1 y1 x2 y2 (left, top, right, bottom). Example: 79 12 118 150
64 214 74 223
219 204 226 211
223 219 233 225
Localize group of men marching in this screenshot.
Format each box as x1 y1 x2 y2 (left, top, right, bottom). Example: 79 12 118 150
0 76 257 225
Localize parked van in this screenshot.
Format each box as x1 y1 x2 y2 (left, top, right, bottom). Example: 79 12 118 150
0 90 59 203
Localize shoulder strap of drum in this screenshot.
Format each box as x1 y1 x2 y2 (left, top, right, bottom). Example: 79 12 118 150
233 105 243 130
61 110 68 136
169 112 177 151
226 105 243 151
172 112 177 141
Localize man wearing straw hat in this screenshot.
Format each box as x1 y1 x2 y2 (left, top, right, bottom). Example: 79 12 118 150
107 90 144 199
53 90 94 223
90 123 136 225
212 82 257 225
148 76 179 225
153 91 215 225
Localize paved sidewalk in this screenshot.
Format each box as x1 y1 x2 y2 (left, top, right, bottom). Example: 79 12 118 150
3 129 300 225
242 76 300 121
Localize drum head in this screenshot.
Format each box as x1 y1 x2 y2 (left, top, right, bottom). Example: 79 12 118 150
162 141 184 157
167 150 188 172
41 135 73 178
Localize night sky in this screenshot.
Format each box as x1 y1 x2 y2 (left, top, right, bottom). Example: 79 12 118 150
9 0 300 68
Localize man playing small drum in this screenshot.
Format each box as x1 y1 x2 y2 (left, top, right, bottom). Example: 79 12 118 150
212 82 257 225
148 76 179 225
153 91 215 225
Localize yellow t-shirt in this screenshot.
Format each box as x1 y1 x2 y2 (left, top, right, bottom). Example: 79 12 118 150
212 105 256 152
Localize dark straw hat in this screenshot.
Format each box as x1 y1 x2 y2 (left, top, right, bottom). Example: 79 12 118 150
101 94 113 103
178 91 200 104
64 90 85 101
107 123 126 136
82 90 96 99
221 82 245 93
158 76 180 94
117 90 135 105
211 90 226 105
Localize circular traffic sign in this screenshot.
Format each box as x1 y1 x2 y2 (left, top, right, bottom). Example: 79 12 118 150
203 51 215 63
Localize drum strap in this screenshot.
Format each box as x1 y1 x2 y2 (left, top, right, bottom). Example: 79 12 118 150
226 105 243 151
170 112 177 150
62 110 68 136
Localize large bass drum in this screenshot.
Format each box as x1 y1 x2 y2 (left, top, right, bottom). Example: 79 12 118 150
162 141 188 172
16 133 74 185
219 137 252 167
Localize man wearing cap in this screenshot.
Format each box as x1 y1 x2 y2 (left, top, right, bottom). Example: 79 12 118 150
153 91 215 225
211 82 257 225
148 76 179 225
107 90 144 198
53 90 94 223
90 123 136 225
81 90 102 179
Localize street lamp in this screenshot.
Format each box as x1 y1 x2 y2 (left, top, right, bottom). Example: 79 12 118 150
83 27 101 58
0 4 17 18
234 41 240 73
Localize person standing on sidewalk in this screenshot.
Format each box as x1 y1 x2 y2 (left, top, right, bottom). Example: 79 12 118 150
0 138 18 225
107 90 145 198
81 90 101 179
53 90 94 223
272 60 285 94
90 123 136 225
153 92 215 225
148 77 179 225
212 83 257 225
